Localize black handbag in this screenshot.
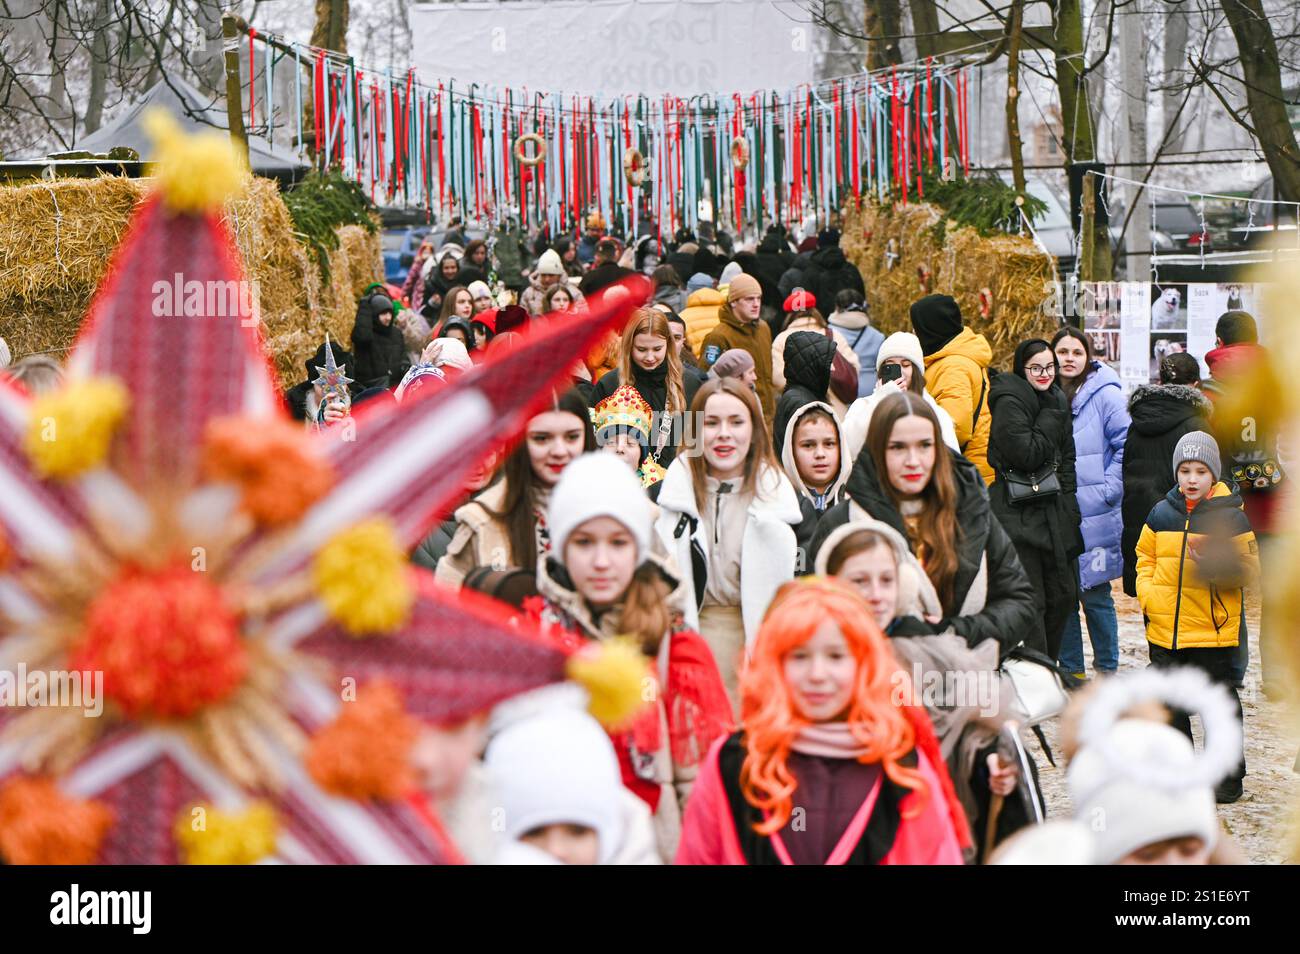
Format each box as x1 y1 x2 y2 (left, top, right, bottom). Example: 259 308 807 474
1001 458 1061 505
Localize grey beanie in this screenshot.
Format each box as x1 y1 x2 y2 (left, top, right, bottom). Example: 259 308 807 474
1172 430 1221 482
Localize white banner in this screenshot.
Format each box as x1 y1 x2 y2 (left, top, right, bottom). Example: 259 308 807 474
410 0 817 97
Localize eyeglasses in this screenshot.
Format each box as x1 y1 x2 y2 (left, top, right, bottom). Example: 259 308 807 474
1025 364 1057 377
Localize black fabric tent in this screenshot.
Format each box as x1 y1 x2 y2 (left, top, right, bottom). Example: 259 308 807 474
77 75 309 185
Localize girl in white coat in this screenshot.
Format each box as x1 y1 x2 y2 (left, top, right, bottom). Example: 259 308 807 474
841 331 959 464
653 377 803 711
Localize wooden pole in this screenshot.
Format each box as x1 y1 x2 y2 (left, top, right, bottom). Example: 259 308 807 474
222 11 249 164
1081 170 1096 284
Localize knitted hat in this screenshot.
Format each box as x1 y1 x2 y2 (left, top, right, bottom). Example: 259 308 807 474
1066 667 1240 865
686 272 715 294
817 228 841 248
910 294 963 355
726 273 762 303
429 336 473 372
875 331 926 375
710 348 755 380
719 262 743 285
548 451 652 561
370 292 395 317
1173 430 1221 482
392 364 446 402
586 211 607 230
467 280 492 301
495 305 529 334
535 249 565 276
783 288 815 312
484 703 625 864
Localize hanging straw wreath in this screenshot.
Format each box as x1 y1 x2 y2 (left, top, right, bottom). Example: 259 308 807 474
514 133 547 167
730 136 749 169
623 147 646 187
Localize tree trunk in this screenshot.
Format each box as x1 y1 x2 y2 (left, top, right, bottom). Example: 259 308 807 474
1006 0 1026 195
1052 0 1112 278
1162 4 1188 155
83 0 112 134
47 0 74 129
908 0 942 62
311 0 350 55
1120 0 1150 280
1218 0 1300 202
864 0 903 71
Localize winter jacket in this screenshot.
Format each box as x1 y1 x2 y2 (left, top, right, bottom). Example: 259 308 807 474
350 295 410 390
577 233 600 266
841 382 960 464
987 371 1084 560
412 518 457 572
1121 383 1213 596
537 551 733 861
780 401 851 571
653 458 802 649
589 362 703 469
402 255 431 311
801 245 866 317
923 327 994 484
493 223 530 289
771 317 860 419
772 332 837 456
1068 361 1129 589
809 447 1037 654
753 232 792 309
1135 482 1259 650
700 304 777 421
1204 342 1284 534
420 269 461 321
674 732 965 865
435 481 529 588
579 260 634 297
680 286 725 357
777 251 813 299
653 283 688 315
827 308 886 397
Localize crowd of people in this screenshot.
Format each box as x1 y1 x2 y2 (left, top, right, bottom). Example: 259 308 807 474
40 210 1269 867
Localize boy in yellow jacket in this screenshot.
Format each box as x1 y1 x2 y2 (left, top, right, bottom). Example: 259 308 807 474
1135 431 1258 803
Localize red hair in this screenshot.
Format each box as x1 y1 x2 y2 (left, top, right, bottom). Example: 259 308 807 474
737 577 928 835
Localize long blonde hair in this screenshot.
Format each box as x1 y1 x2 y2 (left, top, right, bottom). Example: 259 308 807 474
618 307 685 415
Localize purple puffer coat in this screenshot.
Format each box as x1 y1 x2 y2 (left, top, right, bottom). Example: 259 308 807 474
1070 361 1130 589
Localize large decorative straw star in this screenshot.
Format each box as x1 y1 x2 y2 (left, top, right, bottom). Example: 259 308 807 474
0 111 649 864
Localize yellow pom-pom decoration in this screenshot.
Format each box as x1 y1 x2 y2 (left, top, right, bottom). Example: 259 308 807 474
174 802 276 865
25 377 128 479
143 108 247 214
566 636 652 729
312 518 415 635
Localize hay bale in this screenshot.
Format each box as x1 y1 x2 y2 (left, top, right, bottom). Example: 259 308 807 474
842 200 1058 370
0 174 382 390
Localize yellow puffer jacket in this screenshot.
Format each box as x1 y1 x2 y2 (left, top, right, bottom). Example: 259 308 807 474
680 287 725 356
1135 481 1259 650
923 327 993 484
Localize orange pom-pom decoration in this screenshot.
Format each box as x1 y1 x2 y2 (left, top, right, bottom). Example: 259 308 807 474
69 565 247 719
202 415 335 527
0 776 114 864
305 682 418 801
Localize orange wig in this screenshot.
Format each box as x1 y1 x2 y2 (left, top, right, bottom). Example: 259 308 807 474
737 577 928 835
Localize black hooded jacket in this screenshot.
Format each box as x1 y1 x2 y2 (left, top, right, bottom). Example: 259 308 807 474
589 360 702 468
778 251 813 299
809 446 1037 654
753 232 792 307
802 245 866 317
986 352 1084 560
772 331 836 453
1121 382 1213 595
351 293 409 389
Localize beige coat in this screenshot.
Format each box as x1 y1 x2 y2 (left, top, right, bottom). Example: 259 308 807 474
435 481 514 587
771 316 860 419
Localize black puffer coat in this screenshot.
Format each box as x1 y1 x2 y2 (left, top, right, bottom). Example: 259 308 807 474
987 369 1084 557
810 446 1037 655
753 231 793 308
802 245 866 317
772 331 835 454
1121 382 1213 595
351 293 409 390
777 251 813 299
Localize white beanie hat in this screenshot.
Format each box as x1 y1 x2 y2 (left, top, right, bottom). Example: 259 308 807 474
484 704 625 864
548 452 651 561
467 280 492 301
1068 720 1219 864
875 331 926 375
429 336 473 372
535 248 565 276
719 261 743 285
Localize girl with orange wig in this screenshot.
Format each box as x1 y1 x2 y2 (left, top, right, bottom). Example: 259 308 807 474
675 577 970 865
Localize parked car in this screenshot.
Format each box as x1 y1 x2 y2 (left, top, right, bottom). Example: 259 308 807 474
383 226 431 284
999 172 1077 273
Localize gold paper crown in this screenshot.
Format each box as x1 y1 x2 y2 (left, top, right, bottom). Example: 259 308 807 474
593 385 653 440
